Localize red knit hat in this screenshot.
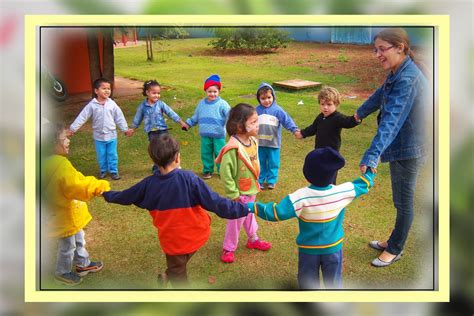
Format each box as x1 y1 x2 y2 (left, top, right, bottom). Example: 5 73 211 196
204 74 221 91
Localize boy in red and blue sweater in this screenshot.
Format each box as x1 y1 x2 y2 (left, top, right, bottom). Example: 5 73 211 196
103 134 249 287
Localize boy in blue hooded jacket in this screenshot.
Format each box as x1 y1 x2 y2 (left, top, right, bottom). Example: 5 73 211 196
256 83 299 190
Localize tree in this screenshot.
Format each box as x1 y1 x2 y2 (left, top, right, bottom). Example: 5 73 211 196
145 28 154 61
86 28 115 97
102 28 115 89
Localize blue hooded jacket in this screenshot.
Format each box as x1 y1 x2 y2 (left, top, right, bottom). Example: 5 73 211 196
255 83 298 148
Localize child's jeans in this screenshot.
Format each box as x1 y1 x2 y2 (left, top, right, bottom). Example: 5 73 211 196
201 136 225 174
55 229 91 276
258 147 281 185
165 252 195 287
95 138 118 174
222 195 258 252
297 249 343 289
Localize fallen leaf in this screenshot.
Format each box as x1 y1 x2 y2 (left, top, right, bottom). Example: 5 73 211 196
208 276 217 284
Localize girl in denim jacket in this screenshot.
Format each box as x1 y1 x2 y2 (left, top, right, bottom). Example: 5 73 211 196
354 28 430 267
129 80 188 172
215 103 272 263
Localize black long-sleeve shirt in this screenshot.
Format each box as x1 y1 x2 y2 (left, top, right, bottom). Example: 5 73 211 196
300 111 360 151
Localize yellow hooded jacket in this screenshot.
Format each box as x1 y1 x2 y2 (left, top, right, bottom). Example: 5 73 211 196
43 155 110 238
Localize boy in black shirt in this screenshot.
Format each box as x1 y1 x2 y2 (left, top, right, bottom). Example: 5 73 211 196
295 87 361 183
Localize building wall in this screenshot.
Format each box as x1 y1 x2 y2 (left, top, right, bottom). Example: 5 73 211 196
42 28 105 95
185 27 430 46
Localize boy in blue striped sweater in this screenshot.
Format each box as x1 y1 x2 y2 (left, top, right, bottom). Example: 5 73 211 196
248 147 376 289
183 74 230 180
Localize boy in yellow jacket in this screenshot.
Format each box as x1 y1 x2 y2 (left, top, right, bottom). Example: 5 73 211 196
43 123 110 285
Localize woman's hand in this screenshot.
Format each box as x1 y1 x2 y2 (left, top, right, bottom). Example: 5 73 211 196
360 164 376 174
354 112 361 122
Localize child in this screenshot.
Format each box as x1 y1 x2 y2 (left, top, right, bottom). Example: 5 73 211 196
102 134 249 287
256 82 299 190
215 103 272 263
295 86 360 183
43 123 110 286
129 80 188 172
68 78 132 180
248 147 375 289
183 74 230 180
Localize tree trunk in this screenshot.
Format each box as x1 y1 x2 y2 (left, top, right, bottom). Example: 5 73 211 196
146 29 154 61
145 31 150 60
102 28 115 97
86 29 102 97
149 32 154 61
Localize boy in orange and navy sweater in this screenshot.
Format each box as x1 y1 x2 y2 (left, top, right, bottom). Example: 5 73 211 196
103 134 249 287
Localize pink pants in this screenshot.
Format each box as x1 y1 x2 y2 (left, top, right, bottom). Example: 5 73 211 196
222 195 259 252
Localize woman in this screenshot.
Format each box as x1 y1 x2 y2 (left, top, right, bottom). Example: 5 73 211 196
354 28 430 267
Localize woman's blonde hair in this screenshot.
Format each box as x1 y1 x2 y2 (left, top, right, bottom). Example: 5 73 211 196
318 86 341 106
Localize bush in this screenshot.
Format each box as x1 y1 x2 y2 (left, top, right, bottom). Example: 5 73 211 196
161 27 189 39
139 27 189 40
209 28 290 52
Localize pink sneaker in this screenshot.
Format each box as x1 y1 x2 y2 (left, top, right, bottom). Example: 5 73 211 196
220 250 235 263
246 239 272 251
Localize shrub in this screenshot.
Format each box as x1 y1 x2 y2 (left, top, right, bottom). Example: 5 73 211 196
209 28 290 52
161 27 189 39
140 27 189 40
338 53 349 62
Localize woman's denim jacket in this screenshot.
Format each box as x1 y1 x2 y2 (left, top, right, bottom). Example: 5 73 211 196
357 57 430 168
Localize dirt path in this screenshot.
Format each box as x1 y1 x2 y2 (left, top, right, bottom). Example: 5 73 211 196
200 42 431 99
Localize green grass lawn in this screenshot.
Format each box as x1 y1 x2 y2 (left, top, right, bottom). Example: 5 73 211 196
45 38 434 290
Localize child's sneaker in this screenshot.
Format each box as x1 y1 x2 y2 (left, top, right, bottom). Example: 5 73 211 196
157 272 169 288
259 183 267 190
110 173 121 180
202 173 212 180
98 172 107 179
76 261 104 277
267 183 276 190
220 250 235 263
55 272 83 286
246 239 272 251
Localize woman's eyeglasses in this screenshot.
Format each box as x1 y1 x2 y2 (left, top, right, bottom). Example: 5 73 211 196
373 45 394 54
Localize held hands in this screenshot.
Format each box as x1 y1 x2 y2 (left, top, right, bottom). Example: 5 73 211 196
181 122 190 131
294 130 303 139
94 180 111 196
359 164 377 174
66 129 75 137
354 112 361 123
124 129 134 137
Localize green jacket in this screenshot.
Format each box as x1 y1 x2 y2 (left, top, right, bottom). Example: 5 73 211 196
215 136 260 200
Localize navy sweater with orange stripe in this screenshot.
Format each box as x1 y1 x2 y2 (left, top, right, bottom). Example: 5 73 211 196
103 168 249 255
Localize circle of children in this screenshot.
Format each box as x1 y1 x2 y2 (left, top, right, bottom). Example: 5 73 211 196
45 74 376 290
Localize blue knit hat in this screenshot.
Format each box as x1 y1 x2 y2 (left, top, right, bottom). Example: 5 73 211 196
204 74 221 91
303 147 345 187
